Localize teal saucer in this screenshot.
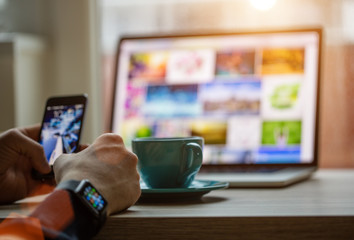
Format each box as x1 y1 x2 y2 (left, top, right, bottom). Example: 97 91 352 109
139 180 229 202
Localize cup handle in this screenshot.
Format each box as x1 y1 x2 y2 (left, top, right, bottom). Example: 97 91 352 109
178 142 203 185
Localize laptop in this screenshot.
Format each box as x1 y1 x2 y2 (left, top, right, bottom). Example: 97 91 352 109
110 28 322 187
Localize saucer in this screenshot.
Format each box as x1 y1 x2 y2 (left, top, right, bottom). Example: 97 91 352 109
139 180 229 202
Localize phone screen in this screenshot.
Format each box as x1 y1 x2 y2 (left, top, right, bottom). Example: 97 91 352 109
39 102 85 165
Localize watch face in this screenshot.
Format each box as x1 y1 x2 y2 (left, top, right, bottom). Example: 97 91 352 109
78 181 107 215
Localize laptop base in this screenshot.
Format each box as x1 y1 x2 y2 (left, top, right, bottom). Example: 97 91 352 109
196 167 316 188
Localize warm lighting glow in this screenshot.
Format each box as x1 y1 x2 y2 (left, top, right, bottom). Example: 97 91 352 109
250 0 277 11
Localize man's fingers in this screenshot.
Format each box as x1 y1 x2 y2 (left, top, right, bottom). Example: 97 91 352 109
19 124 41 141
11 129 51 174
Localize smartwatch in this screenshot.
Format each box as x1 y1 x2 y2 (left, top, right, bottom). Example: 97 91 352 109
56 179 108 233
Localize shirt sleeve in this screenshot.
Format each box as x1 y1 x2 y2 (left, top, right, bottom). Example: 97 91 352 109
0 189 101 240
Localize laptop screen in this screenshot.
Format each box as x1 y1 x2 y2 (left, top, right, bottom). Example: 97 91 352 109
111 28 321 167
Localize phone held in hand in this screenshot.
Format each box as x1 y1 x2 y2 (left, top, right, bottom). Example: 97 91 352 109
33 94 88 179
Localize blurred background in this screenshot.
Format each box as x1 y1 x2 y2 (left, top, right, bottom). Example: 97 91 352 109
0 0 353 168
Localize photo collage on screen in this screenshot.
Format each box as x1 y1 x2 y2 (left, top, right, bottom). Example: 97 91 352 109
120 39 306 164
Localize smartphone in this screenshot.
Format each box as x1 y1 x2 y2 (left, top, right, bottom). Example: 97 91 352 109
33 94 88 179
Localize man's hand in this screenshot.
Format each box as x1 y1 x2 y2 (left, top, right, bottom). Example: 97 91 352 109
0 126 52 204
53 133 141 215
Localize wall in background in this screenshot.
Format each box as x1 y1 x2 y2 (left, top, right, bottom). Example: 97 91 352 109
100 0 354 168
0 0 103 142
49 0 102 143
0 0 51 131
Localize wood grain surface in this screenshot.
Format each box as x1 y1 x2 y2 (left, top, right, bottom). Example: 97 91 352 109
1 170 353 239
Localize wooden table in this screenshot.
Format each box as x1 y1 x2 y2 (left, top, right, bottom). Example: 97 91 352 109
1 169 354 239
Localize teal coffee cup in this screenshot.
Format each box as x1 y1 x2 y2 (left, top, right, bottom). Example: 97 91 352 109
132 137 203 188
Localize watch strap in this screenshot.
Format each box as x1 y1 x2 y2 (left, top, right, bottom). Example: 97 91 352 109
56 179 107 235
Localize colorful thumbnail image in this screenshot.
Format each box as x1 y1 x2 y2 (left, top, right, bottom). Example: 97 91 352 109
152 119 191 138
270 82 300 109
261 76 302 119
261 120 302 147
142 84 202 117
261 48 305 75
226 116 261 150
203 145 257 164
120 118 191 148
120 118 153 148
166 49 215 84
256 146 301 163
190 119 227 144
128 51 168 82
215 50 255 76
124 82 146 119
200 81 261 115
257 120 302 163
